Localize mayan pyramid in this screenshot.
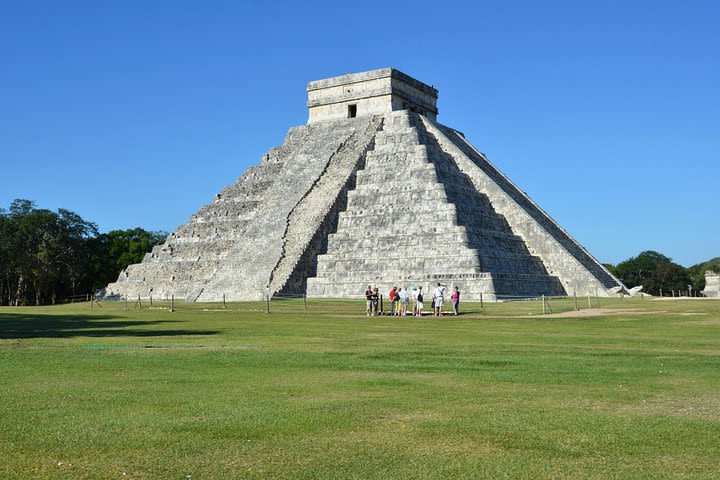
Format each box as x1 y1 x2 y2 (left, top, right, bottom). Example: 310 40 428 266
101 68 625 301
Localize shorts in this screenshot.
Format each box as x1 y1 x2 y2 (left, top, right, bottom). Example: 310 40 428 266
435 298 444 307
401 298 409 306
416 301 423 310
366 300 372 309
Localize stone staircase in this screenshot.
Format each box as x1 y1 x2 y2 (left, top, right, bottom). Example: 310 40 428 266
306 111 566 299
266 116 384 296
102 117 376 301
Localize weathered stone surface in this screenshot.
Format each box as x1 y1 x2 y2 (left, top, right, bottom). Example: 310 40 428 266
703 271 720 297
308 68 438 123
100 68 625 301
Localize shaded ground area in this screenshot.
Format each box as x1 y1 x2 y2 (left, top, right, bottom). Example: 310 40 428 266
0 313 219 339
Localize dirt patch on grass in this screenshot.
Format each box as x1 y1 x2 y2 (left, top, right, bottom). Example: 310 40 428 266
527 308 662 318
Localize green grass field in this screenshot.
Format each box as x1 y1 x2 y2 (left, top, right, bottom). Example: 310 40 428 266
1 297 719 479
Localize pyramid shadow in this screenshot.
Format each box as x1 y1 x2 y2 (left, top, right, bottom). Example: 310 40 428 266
0 313 220 339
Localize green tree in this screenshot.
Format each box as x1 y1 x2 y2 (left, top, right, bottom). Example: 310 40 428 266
0 199 162 305
88 228 167 291
614 251 690 296
0 200 97 305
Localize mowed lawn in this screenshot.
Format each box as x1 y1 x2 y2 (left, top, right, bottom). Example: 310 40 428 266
1 297 719 479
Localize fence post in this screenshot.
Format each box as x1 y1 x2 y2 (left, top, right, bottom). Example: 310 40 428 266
542 295 546 315
171 295 175 312
659 288 663 298
480 292 484 309
303 294 307 310
138 294 142 309
380 294 384 315
265 293 270 314
90 293 93 309
596 290 599 307
125 295 128 310
223 293 227 309
574 291 578 311
587 294 591 308
150 294 153 307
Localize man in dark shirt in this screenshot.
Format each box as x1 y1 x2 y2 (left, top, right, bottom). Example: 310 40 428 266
372 287 380 316
365 286 373 316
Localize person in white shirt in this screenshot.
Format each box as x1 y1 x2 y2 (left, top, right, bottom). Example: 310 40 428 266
433 283 445 316
398 286 410 316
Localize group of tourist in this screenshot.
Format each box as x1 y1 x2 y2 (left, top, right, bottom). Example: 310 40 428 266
364 283 460 317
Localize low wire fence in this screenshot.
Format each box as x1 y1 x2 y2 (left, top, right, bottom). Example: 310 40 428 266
83 292 340 315
62 288 713 318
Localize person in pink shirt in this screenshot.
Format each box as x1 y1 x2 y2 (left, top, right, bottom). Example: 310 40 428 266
451 286 460 316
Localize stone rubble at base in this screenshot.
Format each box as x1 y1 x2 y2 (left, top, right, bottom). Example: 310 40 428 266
99 68 625 302
703 271 720 298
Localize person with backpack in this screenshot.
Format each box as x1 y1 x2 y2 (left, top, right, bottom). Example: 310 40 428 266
398 286 409 316
415 286 424 316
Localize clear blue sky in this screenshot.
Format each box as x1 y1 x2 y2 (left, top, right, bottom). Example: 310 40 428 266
1 1 718 267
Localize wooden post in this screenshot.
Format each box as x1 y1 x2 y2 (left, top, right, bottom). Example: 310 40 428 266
223 293 226 309
379 294 384 315
171 295 175 312
660 288 663 298
86 293 89 302
480 292 484 309
596 289 599 307
125 295 128 310
574 291 578 311
150 294 153 307
542 295 546 315
587 294 591 308
138 294 142 309
265 293 270 314
303 294 307 310
91 295 102 309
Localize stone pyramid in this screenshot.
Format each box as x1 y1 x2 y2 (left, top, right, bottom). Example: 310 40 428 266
102 68 624 301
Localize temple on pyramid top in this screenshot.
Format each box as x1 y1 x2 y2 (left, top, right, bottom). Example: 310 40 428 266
307 68 439 123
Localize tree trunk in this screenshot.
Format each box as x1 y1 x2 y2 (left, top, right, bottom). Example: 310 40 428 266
14 275 24 306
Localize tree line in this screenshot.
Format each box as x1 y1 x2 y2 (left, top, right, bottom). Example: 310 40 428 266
604 251 719 296
0 199 166 306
